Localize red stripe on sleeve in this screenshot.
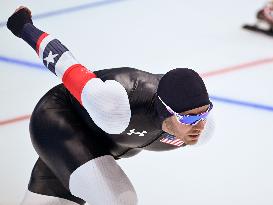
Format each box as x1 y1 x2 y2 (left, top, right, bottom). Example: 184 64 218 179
36 33 49 55
62 64 97 104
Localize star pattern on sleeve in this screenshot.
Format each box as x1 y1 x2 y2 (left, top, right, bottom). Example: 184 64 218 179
44 51 59 68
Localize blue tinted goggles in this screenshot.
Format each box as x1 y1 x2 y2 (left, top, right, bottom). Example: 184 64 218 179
158 96 213 125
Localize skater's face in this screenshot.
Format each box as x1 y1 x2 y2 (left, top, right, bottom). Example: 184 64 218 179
162 104 210 145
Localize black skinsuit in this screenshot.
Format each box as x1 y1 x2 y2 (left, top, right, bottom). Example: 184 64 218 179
29 67 184 204
5 9 202 204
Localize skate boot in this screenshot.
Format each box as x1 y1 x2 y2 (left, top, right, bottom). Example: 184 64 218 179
243 2 273 36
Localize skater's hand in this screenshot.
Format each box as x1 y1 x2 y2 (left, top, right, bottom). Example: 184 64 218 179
7 6 33 38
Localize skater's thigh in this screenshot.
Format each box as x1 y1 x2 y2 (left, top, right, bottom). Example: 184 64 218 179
30 86 111 189
27 158 85 205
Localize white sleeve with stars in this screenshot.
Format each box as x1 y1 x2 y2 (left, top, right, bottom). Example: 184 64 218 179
21 24 131 134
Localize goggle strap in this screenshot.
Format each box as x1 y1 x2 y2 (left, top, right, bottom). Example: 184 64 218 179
158 96 176 114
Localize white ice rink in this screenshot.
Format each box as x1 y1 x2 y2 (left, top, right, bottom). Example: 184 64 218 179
0 0 273 204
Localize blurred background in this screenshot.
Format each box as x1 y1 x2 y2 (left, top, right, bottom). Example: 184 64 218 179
0 0 273 204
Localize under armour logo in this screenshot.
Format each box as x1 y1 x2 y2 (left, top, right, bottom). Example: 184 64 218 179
127 129 147 136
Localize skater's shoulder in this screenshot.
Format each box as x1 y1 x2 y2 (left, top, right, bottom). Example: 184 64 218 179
94 67 162 81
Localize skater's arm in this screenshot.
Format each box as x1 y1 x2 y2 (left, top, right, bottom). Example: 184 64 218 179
7 7 131 134
7 7 96 102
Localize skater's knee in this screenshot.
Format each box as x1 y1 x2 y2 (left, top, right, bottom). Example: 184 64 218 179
20 190 80 205
69 155 138 205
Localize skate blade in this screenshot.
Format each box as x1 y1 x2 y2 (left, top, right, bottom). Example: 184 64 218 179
242 24 273 37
